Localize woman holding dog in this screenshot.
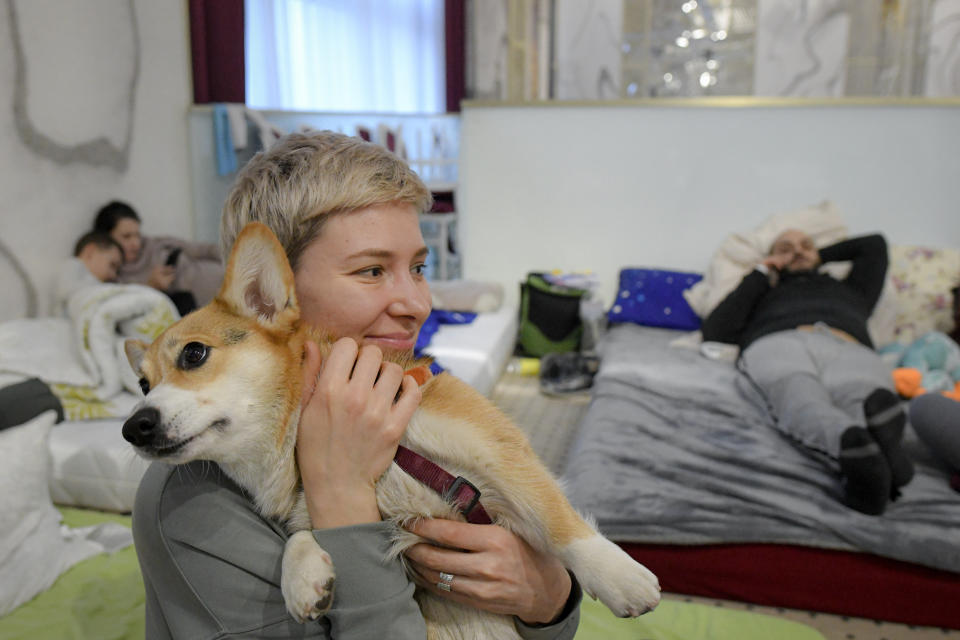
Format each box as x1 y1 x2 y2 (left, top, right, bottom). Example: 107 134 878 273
132 131 581 638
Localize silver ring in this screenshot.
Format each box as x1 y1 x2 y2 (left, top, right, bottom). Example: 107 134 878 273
439 572 455 584
437 580 451 592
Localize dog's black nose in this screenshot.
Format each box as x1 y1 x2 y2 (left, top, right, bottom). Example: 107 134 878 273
123 407 161 447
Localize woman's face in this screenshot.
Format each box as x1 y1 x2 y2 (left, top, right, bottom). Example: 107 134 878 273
111 217 143 263
294 203 431 353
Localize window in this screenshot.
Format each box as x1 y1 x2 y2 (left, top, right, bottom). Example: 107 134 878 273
245 0 446 113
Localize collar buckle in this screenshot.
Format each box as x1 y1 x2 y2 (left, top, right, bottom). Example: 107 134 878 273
443 475 481 517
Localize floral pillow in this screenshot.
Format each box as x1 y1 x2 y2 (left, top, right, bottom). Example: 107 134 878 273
888 245 960 344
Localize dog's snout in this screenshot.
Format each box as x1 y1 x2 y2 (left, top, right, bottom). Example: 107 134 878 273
123 407 161 446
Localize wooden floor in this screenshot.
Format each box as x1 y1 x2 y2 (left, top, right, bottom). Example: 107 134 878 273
490 364 958 640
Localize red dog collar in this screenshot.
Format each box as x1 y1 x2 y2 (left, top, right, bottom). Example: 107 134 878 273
392 364 493 525
394 445 493 525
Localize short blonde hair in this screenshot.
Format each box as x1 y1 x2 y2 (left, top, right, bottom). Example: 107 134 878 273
220 130 433 270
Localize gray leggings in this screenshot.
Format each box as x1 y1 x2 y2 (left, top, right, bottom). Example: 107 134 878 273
910 393 960 471
740 327 894 458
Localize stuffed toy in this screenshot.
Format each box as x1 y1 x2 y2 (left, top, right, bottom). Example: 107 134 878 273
883 331 960 400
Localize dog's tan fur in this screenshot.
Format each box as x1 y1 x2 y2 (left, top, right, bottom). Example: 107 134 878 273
124 223 660 639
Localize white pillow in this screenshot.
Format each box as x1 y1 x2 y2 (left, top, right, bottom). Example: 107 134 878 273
683 200 849 318
0 411 68 615
47 418 151 512
0 411 120 616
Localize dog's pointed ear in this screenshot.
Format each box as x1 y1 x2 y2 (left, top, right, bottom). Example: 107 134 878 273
125 339 148 373
217 222 300 330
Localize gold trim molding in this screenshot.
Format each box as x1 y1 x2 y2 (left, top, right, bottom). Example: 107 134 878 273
462 97 960 109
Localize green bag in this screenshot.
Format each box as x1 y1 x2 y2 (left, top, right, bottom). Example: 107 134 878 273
517 273 586 357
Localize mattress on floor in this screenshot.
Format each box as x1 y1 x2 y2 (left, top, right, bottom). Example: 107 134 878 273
426 306 518 396
48 418 149 513
0 510 828 640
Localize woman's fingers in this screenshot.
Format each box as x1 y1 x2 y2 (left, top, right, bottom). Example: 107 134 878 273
300 340 322 409
406 517 494 553
393 373 422 424
317 338 359 389
408 564 494 603
350 343 385 387
404 520 498 581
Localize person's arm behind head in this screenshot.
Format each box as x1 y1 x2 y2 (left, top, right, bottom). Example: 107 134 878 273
819 234 888 310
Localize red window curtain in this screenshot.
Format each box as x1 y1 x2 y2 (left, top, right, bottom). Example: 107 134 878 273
189 0 245 104
445 0 466 113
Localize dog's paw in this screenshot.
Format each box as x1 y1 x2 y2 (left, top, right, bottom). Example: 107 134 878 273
282 530 336 623
561 535 661 617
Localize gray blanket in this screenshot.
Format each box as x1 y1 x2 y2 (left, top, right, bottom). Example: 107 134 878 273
563 324 960 573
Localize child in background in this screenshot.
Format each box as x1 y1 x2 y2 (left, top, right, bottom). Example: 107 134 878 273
54 231 123 314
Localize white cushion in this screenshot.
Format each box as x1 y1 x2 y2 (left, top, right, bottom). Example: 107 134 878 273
48 418 151 513
427 307 518 397
0 411 132 616
0 412 73 615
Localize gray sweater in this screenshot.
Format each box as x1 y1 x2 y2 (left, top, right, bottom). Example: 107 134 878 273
132 461 581 639
118 236 224 307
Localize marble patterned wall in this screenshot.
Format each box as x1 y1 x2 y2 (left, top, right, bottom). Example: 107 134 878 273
754 0 849 96
467 0 959 100
554 0 623 100
467 0 509 100
925 0 960 95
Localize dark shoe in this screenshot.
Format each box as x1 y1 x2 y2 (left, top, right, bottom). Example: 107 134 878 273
539 352 599 396
864 388 914 499
839 426 891 516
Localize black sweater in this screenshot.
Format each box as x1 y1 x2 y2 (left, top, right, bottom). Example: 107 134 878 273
700 234 888 349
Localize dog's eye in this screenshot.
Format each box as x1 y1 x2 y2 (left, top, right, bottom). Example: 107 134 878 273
138 378 150 395
178 342 209 370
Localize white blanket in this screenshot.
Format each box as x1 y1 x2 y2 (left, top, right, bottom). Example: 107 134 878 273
0 284 178 419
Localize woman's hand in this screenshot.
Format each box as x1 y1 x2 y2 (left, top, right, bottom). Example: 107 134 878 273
147 264 176 290
404 518 573 625
297 338 421 528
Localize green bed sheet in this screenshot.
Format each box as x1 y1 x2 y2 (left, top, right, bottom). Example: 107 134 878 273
0 508 144 640
575 595 826 640
0 508 825 640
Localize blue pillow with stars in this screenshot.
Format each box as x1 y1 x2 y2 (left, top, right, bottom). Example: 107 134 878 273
607 268 703 330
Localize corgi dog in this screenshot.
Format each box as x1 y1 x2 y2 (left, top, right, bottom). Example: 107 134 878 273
122 222 660 639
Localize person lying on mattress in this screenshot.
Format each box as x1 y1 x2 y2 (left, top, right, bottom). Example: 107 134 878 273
700 229 913 515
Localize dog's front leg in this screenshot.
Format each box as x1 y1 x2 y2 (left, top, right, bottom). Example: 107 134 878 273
559 533 661 618
281 530 336 623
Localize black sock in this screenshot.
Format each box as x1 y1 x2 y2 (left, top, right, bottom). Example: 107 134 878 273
864 388 914 498
839 426 891 516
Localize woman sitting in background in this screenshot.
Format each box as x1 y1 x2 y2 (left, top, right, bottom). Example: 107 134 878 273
93 200 223 315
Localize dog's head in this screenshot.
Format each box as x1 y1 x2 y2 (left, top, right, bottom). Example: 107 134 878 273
122 222 305 465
